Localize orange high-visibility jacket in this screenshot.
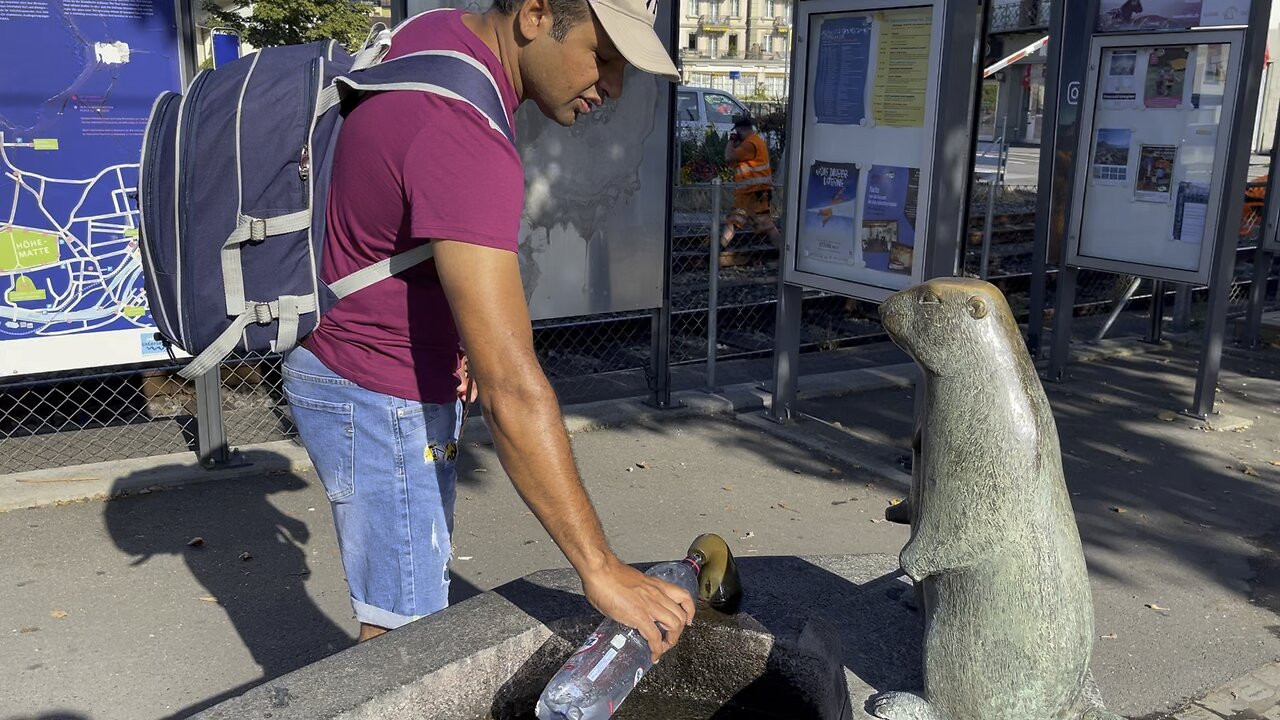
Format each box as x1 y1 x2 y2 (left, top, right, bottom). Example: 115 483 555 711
732 134 773 201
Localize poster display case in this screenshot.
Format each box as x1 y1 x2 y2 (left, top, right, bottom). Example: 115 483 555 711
782 0 955 301
1066 31 1245 284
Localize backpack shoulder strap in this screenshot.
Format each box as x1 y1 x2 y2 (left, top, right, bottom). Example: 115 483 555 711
319 50 516 300
319 50 513 145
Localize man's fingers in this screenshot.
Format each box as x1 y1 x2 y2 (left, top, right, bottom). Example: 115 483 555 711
636 618 667 663
650 602 686 649
660 584 697 624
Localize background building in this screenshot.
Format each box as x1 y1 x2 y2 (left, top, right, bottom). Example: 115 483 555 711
677 0 794 99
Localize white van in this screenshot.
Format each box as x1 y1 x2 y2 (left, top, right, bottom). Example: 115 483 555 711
676 86 751 137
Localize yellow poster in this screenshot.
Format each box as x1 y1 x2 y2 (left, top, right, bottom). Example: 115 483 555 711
871 9 933 128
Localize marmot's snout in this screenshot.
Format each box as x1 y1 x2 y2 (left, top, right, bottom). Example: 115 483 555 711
879 291 910 340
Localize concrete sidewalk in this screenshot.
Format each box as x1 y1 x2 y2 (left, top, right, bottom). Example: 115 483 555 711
1 339 1278 719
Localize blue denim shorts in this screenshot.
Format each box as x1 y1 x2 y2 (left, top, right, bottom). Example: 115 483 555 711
282 345 461 629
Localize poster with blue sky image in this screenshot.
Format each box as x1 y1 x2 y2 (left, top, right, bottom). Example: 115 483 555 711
803 161 860 265
861 165 920 275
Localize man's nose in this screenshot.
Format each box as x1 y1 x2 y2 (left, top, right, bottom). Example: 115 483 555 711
599 63 625 101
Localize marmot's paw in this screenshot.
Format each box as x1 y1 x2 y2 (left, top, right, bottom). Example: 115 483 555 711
871 691 943 720
898 545 931 583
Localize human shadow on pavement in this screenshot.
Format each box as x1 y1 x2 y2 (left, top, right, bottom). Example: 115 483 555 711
102 456 354 718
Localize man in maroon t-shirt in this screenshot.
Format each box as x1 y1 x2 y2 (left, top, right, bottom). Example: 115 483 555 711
281 0 693 658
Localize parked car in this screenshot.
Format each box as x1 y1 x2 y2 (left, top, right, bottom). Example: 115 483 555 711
677 86 751 137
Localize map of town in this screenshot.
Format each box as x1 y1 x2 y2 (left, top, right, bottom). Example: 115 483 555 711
0 0 180 365
0 134 151 338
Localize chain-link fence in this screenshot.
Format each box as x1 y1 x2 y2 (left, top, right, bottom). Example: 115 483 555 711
4 168 1278 474
0 362 195 475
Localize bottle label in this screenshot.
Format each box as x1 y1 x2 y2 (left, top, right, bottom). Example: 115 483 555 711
587 648 619 682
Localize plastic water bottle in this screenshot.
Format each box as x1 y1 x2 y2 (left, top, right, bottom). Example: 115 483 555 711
535 556 702 720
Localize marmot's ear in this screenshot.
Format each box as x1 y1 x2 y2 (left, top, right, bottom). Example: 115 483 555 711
967 296 988 319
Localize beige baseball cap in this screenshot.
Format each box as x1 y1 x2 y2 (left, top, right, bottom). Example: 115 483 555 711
588 0 681 82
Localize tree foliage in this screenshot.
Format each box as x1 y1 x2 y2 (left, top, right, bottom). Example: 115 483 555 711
202 0 377 52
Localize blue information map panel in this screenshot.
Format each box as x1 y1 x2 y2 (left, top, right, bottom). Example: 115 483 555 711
0 0 182 376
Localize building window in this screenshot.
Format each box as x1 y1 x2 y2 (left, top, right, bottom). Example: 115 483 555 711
728 34 739 56
688 33 698 50
764 0 774 18
762 33 773 52
729 0 740 15
709 35 718 57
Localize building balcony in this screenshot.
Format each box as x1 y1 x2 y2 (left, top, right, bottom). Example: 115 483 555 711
988 0 1050 33
699 15 733 31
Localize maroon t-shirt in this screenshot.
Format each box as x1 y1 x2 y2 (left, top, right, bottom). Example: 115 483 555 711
305 9 522 403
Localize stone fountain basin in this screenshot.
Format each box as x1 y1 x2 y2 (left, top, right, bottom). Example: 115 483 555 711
193 554 922 720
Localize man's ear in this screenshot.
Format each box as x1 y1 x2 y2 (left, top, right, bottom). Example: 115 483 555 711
516 0 551 41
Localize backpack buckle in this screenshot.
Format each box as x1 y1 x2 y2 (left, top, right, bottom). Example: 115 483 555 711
249 218 267 242
252 303 275 324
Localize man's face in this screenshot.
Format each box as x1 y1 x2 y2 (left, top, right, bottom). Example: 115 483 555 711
521 4 628 127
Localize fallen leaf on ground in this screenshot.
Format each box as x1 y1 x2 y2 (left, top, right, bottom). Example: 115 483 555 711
888 498 904 506
1110 507 1127 514
18 627 38 634
792 469 801 474
870 518 887 524
50 610 67 619
187 537 204 547
636 462 649 469
523 539 539 545
238 551 253 561
1157 411 1178 422
1144 603 1168 611
722 485 733 491
739 531 755 540
457 556 473 561
1270 460 1280 467
1242 466 1261 477
198 596 218 604
1100 633 1117 640
625 467 633 472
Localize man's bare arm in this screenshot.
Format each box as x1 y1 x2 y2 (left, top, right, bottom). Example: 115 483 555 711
432 239 695 660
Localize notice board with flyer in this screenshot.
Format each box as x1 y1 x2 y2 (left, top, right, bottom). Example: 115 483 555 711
1066 29 1247 284
780 0 975 301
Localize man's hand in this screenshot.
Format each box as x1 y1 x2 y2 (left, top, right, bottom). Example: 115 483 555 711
581 558 697 663
454 351 478 403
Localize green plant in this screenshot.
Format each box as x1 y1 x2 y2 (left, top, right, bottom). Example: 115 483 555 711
202 0 377 52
